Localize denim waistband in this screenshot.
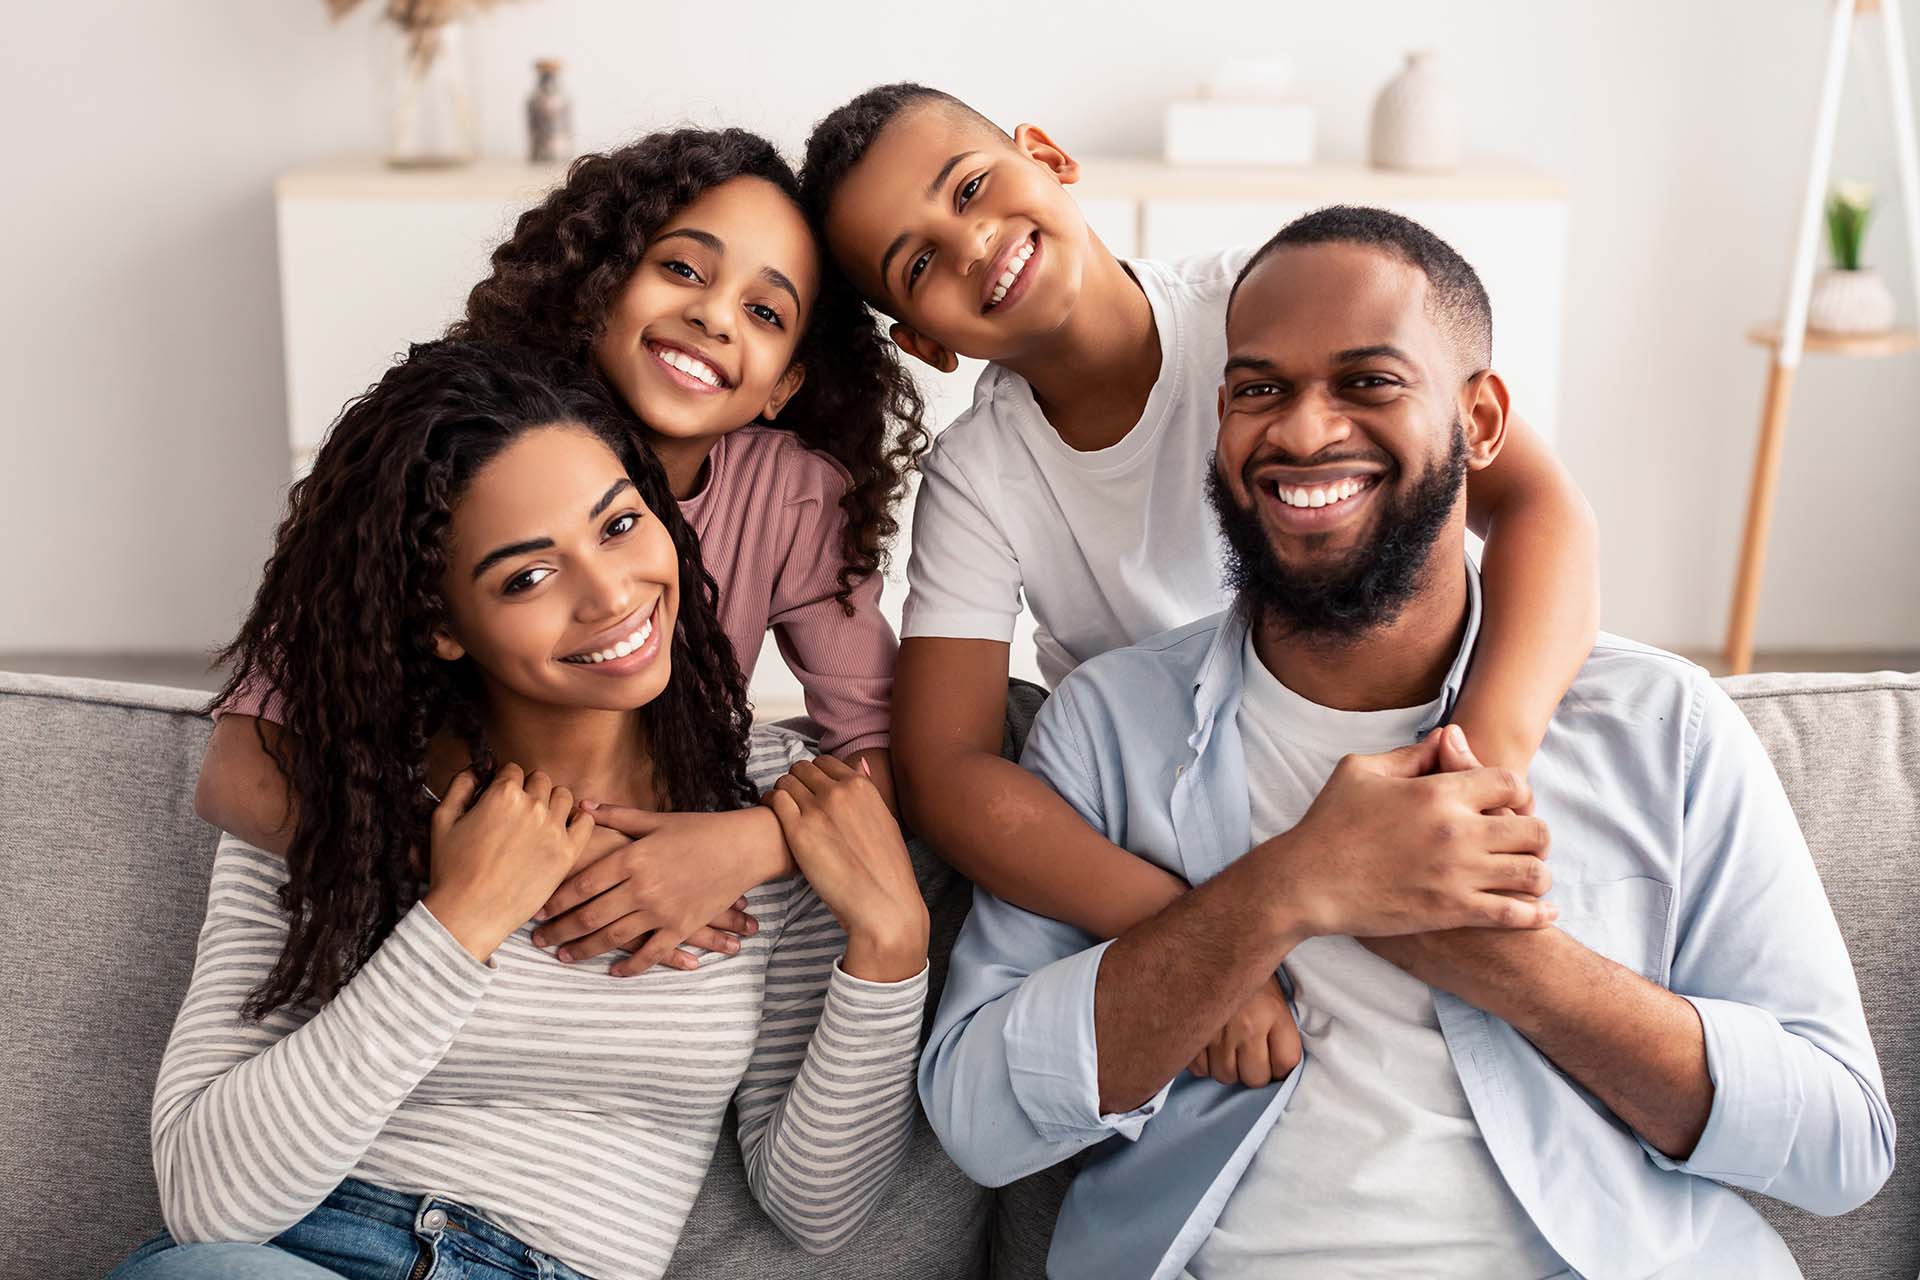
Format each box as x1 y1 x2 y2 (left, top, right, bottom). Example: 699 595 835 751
322 1178 590 1280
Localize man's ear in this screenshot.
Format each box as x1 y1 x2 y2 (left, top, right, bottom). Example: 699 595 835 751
761 362 807 421
432 627 467 663
1011 123 1080 186
889 322 959 374
1216 382 1228 424
1462 370 1510 471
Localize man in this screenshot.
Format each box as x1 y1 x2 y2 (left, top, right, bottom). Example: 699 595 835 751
918 207 1893 1279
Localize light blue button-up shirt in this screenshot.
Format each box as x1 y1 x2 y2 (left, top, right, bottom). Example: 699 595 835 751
920 565 1894 1280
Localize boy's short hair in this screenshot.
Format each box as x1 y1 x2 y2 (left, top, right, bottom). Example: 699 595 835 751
800 83 1006 225
1231 205 1494 373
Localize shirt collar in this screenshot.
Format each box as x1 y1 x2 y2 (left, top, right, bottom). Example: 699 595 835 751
1189 557 1485 748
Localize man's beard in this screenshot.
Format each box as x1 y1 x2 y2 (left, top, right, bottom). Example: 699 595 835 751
1206 422 1469 644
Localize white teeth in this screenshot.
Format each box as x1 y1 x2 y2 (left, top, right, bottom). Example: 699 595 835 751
655 346 722 388
1308 489 1328 508
985 237 1035 309
1274 477 1372 509
564 613 657 665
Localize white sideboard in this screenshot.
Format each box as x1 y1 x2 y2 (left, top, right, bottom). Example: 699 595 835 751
276 157 1566 711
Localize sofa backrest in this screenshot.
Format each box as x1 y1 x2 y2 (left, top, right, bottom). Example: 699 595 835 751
0 670 989 1280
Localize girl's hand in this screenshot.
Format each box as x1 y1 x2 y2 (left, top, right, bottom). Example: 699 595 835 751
424 765 592 964
532 808 774 976
764 756 929 983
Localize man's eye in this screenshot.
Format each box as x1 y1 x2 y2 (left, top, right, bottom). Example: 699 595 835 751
664 260 700 281
605 512 639 538
1347 376 1397 392
958 174 982 209
747 302 782 327
504 567 553 595
907 249 932 289
1236 382 1281 398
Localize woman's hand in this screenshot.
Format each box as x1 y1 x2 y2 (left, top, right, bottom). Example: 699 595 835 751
423 764 592 964
532 807 778 976
764 756 929 983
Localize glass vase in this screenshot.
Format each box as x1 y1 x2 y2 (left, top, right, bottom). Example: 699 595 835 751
373 17 481 169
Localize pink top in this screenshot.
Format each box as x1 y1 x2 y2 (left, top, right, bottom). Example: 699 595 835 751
218 425 895 757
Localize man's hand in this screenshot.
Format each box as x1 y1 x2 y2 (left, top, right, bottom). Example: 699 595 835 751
1188 976 1302 1088
1276 730 1556 940
531 807 778 976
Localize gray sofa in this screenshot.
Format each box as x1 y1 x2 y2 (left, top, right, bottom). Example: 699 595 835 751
0 667 1913 1279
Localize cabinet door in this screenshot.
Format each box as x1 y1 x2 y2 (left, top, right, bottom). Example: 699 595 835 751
1142 198 1568 447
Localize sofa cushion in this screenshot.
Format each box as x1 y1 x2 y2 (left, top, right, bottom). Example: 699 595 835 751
0 670 988 1280
1723 671 1919 1280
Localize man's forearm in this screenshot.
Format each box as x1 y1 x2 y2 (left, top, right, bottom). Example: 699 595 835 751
1423 929 1712 1158
1094 840 1303 1112
903 743 1186 940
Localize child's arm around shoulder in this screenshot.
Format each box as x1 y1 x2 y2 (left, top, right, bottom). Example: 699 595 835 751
1455 411 1600 776
195 714 297 856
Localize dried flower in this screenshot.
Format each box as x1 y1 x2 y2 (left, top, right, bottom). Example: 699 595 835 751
325 0 518 69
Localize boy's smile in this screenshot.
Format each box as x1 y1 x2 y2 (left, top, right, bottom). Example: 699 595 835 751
823 103 1093 366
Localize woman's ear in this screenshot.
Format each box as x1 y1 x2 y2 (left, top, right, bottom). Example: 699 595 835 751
1012 123 1080 186
761 362 807 421
1463 369 1511 471
889 322 959 374
432 627 467 662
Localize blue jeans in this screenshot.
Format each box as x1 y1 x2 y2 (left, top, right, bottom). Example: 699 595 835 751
109 1179 593 1280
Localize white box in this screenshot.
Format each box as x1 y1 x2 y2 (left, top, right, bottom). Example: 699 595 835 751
1163 100 1316 167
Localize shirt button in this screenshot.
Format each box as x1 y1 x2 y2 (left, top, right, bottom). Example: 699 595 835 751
423 1208 447 1230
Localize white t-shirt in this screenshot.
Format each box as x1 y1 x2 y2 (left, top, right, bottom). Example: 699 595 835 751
1187 634 1565 1279
900 249 1247 687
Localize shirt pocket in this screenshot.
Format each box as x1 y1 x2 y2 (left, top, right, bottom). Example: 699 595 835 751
1551 876 1675 988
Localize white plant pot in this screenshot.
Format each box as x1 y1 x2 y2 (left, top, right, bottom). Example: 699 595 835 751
1369 50 1462 172
1808 268 1897 334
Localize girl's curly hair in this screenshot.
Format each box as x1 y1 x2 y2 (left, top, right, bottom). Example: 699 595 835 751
214 339 755 1019
451 127 929 610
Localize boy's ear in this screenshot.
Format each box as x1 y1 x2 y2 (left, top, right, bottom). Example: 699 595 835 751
889 322 959 374
432 627 467 663
761 362 807 420
1462 369 1511 471
1011 123 1080 186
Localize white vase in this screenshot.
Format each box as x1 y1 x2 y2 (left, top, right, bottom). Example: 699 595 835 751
1369 50 1462 173
373 18 482 170
1808 268 1897 334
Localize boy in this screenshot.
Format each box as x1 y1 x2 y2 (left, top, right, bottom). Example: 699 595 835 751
800 85 1598 1082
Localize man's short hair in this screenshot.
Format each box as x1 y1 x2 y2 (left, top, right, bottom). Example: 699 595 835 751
799 83 1007 225
1230 206 1494 374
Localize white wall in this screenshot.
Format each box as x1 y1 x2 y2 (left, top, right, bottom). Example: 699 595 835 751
4 0 1917 653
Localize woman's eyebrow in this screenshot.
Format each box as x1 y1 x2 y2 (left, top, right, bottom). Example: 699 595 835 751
471 480 632 580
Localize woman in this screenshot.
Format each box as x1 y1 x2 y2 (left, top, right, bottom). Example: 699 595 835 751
111 340 930 1280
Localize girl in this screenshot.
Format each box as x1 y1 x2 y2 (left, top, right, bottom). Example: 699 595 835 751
111 340 929 1280
197 129 928 975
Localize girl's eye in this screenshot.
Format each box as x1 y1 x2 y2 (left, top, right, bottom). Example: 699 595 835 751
957 174 982 209
747 302 782 327
907 249 933 290
504 567 554 595
664 260 700 282
605 512 639 539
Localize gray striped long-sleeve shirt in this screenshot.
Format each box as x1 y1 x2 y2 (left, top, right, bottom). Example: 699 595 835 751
150 727 928 1279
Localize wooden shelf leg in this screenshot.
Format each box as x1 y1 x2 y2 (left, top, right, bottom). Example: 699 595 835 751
1726 360 1798 674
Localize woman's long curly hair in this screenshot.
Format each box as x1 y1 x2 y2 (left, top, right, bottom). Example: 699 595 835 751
214 340 755 1019
451 127 929 610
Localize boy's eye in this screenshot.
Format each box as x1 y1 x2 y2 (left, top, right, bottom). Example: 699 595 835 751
907 248 933 290
664 260 700 282
747 302 782 327
957 174 982 209
504 567 554 595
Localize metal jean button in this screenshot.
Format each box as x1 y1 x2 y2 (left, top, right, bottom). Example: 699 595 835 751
422 1208 448 1231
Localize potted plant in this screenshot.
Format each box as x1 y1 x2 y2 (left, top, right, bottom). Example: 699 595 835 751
1808 181 1897 334
327 0 517 169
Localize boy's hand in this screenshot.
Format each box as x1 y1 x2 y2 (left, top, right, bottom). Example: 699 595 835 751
424 765 592 964
763 756 929 983
531 808 772 976
1272 731 1556 941
1188 976 1301 1088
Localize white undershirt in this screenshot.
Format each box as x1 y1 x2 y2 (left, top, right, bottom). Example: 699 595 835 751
1186 634 1564 1279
